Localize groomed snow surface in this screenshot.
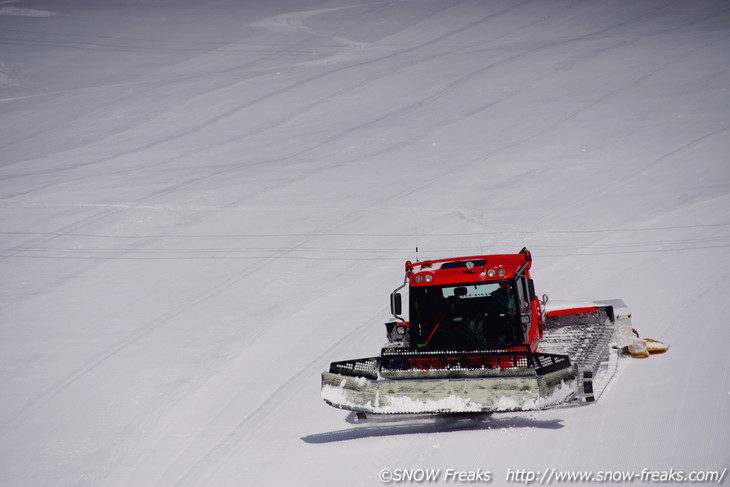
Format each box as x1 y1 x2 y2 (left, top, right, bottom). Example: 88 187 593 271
1 0 729 485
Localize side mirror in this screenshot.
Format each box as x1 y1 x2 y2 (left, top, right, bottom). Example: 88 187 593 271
390 292 402 316
527 279 536 301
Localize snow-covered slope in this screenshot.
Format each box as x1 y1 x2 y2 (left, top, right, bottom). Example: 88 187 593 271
1 0 729 485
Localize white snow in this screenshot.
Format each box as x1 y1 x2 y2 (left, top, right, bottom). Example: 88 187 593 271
492 379 579 412
376 393 484 415
320 384 373 412
0 2 57 17
1 0 729 485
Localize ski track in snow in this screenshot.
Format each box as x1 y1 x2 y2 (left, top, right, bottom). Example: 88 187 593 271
0 198 387 434
1 0 729 485
0 0 530 188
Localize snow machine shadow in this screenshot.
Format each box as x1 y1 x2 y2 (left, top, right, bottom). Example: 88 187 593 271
301 413 563 444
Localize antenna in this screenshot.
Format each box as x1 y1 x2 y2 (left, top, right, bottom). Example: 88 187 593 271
415 226 419 262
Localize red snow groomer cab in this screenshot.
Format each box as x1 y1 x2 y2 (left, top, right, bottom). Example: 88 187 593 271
321 248 624 416
397 249 544 353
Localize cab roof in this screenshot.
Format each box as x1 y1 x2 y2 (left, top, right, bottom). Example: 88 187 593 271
407 251 532 287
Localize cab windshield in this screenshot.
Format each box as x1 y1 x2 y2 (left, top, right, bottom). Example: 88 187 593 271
409 281 522 349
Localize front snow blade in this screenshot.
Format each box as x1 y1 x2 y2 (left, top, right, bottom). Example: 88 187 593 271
321 350 577 414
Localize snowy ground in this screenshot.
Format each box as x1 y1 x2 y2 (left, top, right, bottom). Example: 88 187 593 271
1 0 729 485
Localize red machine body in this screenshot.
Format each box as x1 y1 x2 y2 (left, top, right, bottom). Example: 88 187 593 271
322 248 630 415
